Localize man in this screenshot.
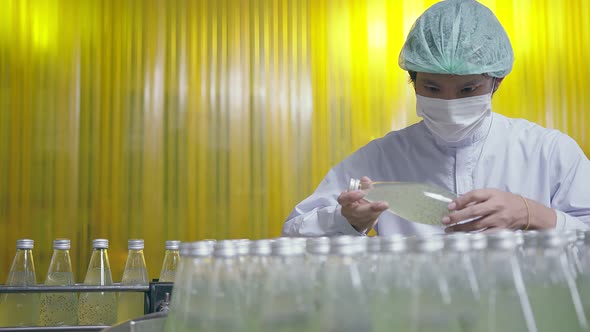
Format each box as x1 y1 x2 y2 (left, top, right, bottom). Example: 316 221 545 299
282 0 590 237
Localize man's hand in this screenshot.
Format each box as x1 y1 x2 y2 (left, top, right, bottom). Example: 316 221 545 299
443 188 556 233
337 176 389 234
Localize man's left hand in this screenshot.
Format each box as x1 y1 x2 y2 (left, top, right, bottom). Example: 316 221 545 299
442 188 530 233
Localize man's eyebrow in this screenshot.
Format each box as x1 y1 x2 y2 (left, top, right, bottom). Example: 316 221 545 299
461 79 485 86
423 79 441 86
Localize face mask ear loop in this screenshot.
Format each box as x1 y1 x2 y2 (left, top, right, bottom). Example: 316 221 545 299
490 78 497 97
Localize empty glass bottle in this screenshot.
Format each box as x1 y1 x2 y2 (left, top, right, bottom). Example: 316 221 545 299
78 239 117 325
522 231 587 332
578 231 590 325
192 240 245 331
243 239 272 321
407 235 461 332
318 236 371 332
117 239 149 323
372 235 412 332
348 178 456 225
478 231 537 332
258 238 317 332
40 239 78 326
442 233 481 331
0 239 40 327
165 241 214 332
159 240 181 282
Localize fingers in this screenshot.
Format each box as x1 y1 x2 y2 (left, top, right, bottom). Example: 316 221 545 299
448 189 493 211
360 176 374 190
442 201 495 225
341 201 389 232
338 191 366 206
445 217 492 233
350 201 389 216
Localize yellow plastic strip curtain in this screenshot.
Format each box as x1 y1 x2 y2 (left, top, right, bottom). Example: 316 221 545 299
1 0 589 281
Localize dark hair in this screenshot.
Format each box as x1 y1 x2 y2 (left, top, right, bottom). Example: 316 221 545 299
409 71 417 85
408 71 494 87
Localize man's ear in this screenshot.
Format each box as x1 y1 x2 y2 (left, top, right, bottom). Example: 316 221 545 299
493 77 505 93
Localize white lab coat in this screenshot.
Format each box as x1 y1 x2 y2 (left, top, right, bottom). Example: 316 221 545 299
282 113 590 237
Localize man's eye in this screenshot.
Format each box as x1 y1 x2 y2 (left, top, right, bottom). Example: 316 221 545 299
426 86 439 92
462 87 477 93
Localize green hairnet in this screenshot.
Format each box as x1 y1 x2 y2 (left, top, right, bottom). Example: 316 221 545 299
399 0 514 78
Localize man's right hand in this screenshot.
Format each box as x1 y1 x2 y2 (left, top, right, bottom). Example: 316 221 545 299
337 176 389 234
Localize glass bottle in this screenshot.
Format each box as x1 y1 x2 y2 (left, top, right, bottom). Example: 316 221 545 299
522 231 587 332
578 231 590 324
117 239 149 323
180 240 245 331
407 235 461 332
478 231 537 332
442 233 481 331
165 241 214 332
305 237 331 291
243 239 272 327
318 236 371 332
0 239 40 327
78 239 117 325
358 236 381 295
39 239 78 326
348 178 456 225
159 240 181 282
372 235 412 332
258 238 317 332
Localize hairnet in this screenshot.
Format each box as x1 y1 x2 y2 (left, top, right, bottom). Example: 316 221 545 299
399 0 514 78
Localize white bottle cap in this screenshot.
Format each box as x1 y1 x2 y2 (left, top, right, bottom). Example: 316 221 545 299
128 239 144 250
165 240 181 250
53 239 71 250
93 239 109 249
16 239 34 249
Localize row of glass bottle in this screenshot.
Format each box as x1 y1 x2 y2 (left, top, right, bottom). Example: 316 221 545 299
0 238 181 327
166 230 590 332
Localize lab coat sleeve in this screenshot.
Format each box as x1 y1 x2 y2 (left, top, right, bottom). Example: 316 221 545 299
281 141 384 237
281 168 365 237
549 133 590 230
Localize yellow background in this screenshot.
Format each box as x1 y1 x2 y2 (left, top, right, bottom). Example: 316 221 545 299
1 0 589 282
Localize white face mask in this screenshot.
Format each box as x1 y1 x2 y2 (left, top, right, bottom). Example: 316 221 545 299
416 84 494 143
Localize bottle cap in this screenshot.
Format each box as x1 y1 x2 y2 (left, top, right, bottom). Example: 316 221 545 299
366 237 381 253
522 230 539 249
329 236 365 255
248 239 272 256
469 233 487 250
443 233 470 252
213 240 237 257
306 237 330 255
380 234 407 253
564 230 577 245
234 239 251 256
272 238 306 256
16 239 34 249
409 235 444 253
180 241 213 257
576 230 585 242
93 239 109 249
128 239 144 250
165 240 181 250
486 230 516 250
348 178 361 192
538 230 566 248
53 239 71 250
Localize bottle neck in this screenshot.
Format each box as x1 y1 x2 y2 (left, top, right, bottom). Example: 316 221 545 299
47 249 73 274
122 249 148 284
7 249 36 285
88 248 111 270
